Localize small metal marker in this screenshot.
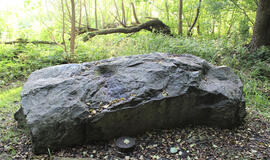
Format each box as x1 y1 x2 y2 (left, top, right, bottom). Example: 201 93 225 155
115 136 136 152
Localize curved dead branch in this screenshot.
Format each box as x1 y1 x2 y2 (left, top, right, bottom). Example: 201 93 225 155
83 19 171 41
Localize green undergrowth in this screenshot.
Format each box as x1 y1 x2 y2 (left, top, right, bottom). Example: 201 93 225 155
0 33 269 119
0 33 269 159
0 86 21 109
0 44 67 87
0 87 22 157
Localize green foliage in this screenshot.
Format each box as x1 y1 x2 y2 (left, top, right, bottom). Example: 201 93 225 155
0 86 22 157
0 86 21 109
0 0 258 40
0 34 269 120
0 44 66 86
69 34 270 119
239 18 250 42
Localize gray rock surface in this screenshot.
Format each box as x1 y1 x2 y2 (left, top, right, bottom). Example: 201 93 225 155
15 53 246 154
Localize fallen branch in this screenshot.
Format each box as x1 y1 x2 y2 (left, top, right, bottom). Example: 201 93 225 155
78 27 98 35
1 39 58 45
83 19 171 41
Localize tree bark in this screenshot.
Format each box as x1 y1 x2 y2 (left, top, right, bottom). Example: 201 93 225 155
84 0 90 28
113 0 119 16
111 0 125 27
197 24 200 35
226 8 236 37
70 0 76 56
61 0 67 52
165 0 170 22
83 19 171 41
131 2 140 24
94 0 98 29
211 20 215 35
65 0 71 19
187 0 202 36
178 0 183 35
250 0 270 49
121 0 126 26
79 0 82 29
100 7 105 29
78 27 98 35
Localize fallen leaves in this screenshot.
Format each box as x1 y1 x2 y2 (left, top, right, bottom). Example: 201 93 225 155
169 147 178 154
1 108 270 159
162 90 169 97
123 139 130 145
86 93 138 118
101 104 109 109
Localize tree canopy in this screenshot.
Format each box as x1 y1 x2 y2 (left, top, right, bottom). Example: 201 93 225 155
0 0 259 46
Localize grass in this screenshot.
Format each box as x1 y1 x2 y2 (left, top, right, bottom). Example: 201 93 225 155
0 33 269 116
242 76 270 118
79 33 270 118
0 86 22 158
0 33 269 115
0 87 22 108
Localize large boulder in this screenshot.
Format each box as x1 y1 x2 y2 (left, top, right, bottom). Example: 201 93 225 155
15 53 246 154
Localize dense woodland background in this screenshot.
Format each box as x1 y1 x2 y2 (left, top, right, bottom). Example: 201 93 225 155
0 0 270 159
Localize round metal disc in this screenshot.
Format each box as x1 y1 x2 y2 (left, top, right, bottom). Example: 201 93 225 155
115 136 136 151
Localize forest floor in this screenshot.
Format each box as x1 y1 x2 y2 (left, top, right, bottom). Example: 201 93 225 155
0 85 270 160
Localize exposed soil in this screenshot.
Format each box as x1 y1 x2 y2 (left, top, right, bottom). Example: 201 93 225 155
0 108 270 160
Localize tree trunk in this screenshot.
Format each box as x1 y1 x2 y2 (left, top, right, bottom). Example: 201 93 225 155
112 0 125 27
131 2 140 24
113 0 121 21
84 0 90 28
95 0 98 29
178 0 183 35
187 0 202 36
197 24 200 35
121 0 126 26
100 8 105 29
78 0 82 29
70 0 76 56
226 8 236 37
165 0 169 22
211 20 215 35
65 0 71 19
250 0 270 49
61 0 67 52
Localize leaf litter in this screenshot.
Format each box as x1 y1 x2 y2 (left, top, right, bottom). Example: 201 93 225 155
0 109 270 159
